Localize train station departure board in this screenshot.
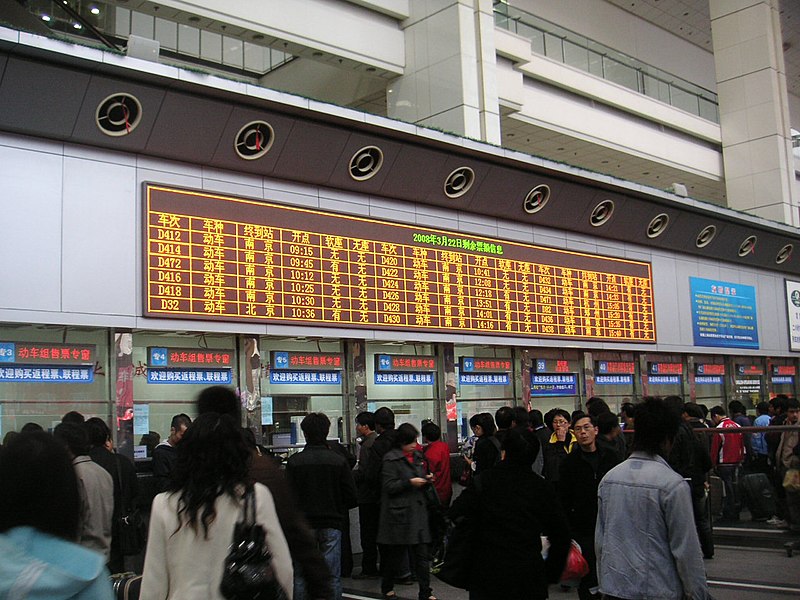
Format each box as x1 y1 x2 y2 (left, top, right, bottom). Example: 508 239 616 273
144 185 656 342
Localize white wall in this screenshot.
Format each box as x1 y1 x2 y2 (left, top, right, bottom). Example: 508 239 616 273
511 0 718 91
0 132 790 356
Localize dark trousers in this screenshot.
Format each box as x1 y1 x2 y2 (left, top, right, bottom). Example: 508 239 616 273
692 490 714 558
574 533 598 600
380 543 431 600
717 465 740 520
358 503 380 574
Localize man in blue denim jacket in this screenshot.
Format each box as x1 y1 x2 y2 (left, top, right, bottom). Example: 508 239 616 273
596 397 709 600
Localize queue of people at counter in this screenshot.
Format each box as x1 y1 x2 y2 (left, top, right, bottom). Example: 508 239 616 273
1 391 798 600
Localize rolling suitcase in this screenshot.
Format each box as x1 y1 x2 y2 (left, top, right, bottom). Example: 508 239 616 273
111 572 142 600
741 472 777 521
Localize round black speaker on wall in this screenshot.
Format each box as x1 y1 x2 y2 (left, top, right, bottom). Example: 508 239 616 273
234 121 274 160
95 93 142 137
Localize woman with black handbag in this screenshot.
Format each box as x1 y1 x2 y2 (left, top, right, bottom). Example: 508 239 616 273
140 412 293 599
377 423 438 600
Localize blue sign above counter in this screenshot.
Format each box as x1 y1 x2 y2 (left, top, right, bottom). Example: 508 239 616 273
531 373 578 396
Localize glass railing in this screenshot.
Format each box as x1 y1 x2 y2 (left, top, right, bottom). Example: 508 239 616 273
494 2 719 123
21 0 292 80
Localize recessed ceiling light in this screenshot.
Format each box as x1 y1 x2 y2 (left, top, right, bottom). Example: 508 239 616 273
73 22 82 29
91 7 100 15
41 14 51 21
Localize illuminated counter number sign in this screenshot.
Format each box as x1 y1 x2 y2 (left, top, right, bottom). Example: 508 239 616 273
148 347 234 367
596 361 635 374
460 357 512 372
376 354 437 372
648 362 682 375
0 342 95 365
696 364 725 375
144 185 656 343
271 351 343 370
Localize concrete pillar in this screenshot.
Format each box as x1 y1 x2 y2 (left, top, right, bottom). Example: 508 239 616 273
710 0 799 226
388 0 501 144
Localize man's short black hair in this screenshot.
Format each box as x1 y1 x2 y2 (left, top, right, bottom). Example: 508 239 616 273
53 422 90 457
787 397 800 410
84 417 111 447
756 401 770 415
572 413 596 428
171 413 192 431
495 406 514 429
596 412 618 436
500 429 534 466
684 402 704 420
374 407 395 430
620 402 635 419
197 386 240 419
529 409 544 428
512 406 530 427
395 423 419 446
20 422 43 433
663 395 685 418
709 405 726 418
632 397 680 455
61 411 85 425
586 397 611 418
355 411 375 431
728 400 746 415
421 421 441 442
301 413 331 445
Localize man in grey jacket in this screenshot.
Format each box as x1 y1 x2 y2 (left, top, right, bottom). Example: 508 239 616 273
596 397 709 600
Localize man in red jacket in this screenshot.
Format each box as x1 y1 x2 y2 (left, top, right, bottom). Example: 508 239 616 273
710 405 745 522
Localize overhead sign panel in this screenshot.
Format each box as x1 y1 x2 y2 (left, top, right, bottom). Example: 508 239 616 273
144 185 655 342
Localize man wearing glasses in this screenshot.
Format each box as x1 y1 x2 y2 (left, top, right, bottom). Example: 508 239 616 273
559 414 621 600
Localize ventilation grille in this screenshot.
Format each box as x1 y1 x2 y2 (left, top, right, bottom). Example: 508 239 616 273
444 167 475 198
590 200 615 227
523 185 550 214
96 93 142 136
777 244 793 264
696 225 716 248
349 146 384 181
234 121 274 160
646 213 670 238
738 235 757 257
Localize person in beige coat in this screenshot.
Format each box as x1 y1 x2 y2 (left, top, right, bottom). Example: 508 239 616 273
141 413 292 599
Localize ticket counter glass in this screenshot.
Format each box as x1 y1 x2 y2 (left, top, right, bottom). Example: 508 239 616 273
366 341 436 432
590 351 637 413
527 350 583 416
642 354 685 400
258 337 345 448
767 359 797 402
454 345 515 441
729 357 766 411
0 324 109 435
691 357 727 407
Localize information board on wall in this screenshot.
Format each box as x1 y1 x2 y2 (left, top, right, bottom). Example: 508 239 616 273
144 185 656 342
690 277 759 349
786 280 800 352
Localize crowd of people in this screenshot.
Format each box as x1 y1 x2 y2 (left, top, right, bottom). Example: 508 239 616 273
1 390 799 600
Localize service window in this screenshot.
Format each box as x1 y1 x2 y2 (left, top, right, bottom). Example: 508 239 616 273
0 324 109 435
590 352 637 413
366 341 436 434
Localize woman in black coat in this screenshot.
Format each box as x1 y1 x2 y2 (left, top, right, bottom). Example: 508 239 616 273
466 412 500 476
450 429 571 600
376 423 437 600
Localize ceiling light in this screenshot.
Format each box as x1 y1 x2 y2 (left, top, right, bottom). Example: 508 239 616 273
73 22 82 29
41 14 51 21
90 7 100 15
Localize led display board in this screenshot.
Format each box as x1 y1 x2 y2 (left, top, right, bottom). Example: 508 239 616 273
144 185 656 342
0 342 95 365
271 351 343 370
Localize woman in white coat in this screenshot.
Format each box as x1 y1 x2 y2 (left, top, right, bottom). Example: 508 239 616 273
141 412 293 599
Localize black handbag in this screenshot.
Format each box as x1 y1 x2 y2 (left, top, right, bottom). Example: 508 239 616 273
220 485 288 600
115 455 147 556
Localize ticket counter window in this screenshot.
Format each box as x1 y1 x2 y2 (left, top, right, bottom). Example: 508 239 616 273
768 361 796 401
643 356 685 400
730 359 766 411
366 342 436 430
455 345 515 434
591 354 637 413
0 325 109 435
529 354 583 417
692 360 727 407
258 337 345 450
124 331 237 459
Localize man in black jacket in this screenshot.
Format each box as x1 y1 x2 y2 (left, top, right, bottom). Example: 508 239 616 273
352 411 379 578
667 399 714 559
287 413 358 600
559 414 620 600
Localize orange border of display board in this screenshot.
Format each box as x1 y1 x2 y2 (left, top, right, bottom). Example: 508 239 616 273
143 184 656 343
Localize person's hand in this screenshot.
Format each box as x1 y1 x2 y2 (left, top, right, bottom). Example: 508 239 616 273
426 473 435 483
410 477 428 488
553 418 569 442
